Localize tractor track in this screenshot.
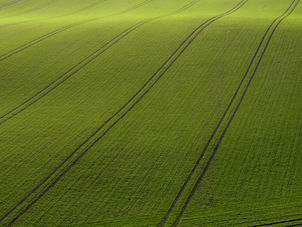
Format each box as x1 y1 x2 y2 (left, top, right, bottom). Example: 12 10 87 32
0 0 207 224
0 0 252 225
0 0 152 62
251 217 302 226
0 20 90 61
161 0 300 226
0 20 146 126
159 0 250 225
0 0 201 126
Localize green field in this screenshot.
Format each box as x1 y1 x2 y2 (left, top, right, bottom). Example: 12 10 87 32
0 0 301 226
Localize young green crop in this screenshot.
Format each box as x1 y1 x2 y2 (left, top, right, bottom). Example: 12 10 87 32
0 0 301 226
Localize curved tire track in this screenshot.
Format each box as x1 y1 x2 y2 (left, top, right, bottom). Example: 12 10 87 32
1 0 249 225
0 0 202 126
0 20 146 126
0 0 204 224
0 0 152 62
252 217 302 226
163 0 300 226
5 0 249 224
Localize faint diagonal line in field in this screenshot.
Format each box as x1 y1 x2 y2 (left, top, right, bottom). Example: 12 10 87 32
0 20 29 29
5 0 60 18
0 0 23 10
164 0 300 226
0 0 204 224
0 0 152 62
65 0 107 16
225 211 302 226
0 21 88 61
251 217 302 226
117 0 153 15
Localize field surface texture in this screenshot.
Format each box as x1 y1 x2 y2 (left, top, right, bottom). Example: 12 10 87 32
0 0 301 226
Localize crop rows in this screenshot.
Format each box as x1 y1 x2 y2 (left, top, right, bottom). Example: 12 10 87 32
0 0 301 226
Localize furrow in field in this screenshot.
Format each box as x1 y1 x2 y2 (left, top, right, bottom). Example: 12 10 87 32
162 0 300 226
0 0 204 223
0 0 201 126
0 0 152 62
0 0 249 225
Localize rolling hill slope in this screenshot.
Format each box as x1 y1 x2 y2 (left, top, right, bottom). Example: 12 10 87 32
0 0 301 226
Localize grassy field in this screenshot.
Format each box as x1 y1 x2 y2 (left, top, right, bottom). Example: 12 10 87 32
0 0 301 226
